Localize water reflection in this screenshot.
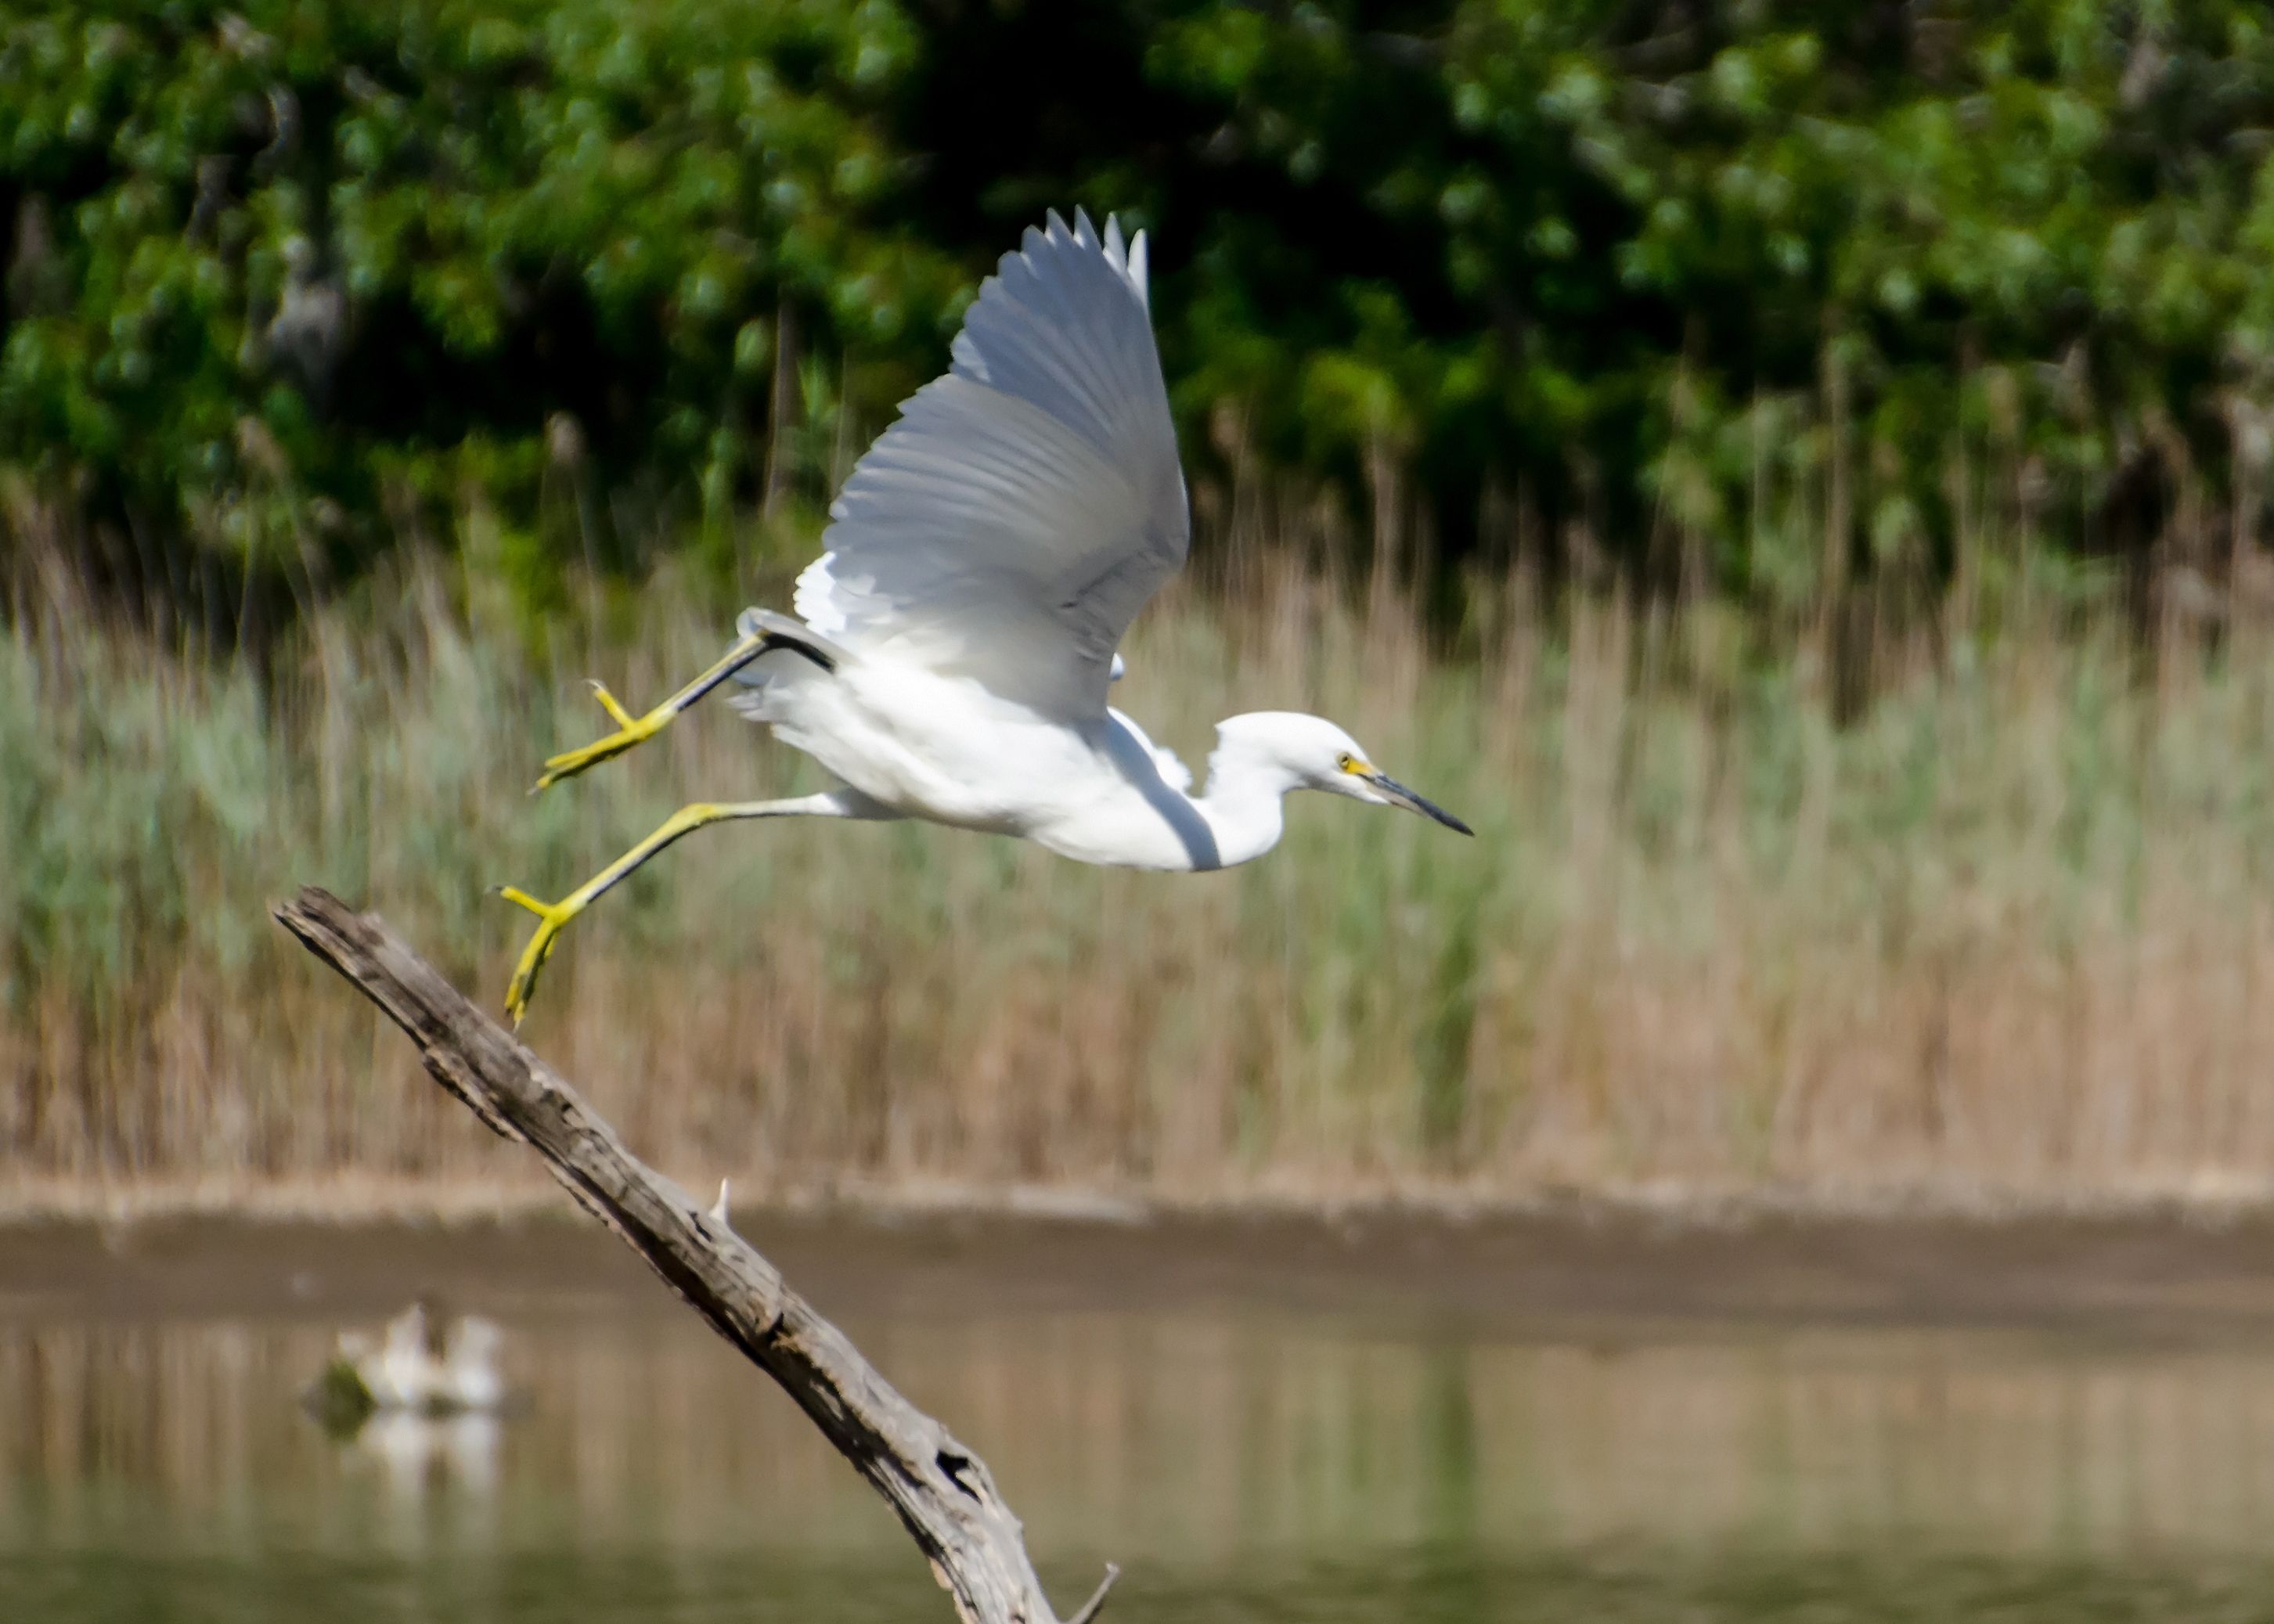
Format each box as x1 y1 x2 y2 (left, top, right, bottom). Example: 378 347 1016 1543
349 1410 503 1525
9 1302 2274 1620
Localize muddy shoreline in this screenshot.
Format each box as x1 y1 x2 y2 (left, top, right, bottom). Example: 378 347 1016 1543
10 1200 2274 1337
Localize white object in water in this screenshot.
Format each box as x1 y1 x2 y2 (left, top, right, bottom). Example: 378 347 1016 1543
334 1303 508 1414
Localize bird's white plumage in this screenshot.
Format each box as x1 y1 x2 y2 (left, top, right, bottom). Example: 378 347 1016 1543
793 209 1186 718
708 211 1470 873
1108 705 1192 794
504 211 1468 1024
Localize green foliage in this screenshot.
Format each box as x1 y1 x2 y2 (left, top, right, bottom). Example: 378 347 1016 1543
0 0 960 580
9 2 2274 602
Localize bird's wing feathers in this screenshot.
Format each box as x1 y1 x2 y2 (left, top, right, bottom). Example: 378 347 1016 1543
795 209 1187 716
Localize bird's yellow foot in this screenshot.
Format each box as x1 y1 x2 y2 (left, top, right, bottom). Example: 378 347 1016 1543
532 682 658 792
496 886 584 1026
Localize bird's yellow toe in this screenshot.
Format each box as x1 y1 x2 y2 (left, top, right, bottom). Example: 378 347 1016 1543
532 715 660 793
496 888 583 1027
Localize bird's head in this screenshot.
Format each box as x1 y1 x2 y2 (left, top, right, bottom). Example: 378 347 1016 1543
1214 713 1472 835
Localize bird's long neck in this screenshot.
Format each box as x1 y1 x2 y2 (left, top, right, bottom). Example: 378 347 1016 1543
1190 728 1300 870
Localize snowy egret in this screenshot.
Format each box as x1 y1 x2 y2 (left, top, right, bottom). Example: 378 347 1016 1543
499 209 1470 1024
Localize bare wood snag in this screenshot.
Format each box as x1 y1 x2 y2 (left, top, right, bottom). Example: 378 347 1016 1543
273 886 1118 1624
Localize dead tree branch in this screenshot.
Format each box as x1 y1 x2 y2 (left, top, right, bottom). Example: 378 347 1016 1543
273 885 1117 1624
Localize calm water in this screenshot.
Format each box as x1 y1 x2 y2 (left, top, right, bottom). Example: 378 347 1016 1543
11 1260 2274 1621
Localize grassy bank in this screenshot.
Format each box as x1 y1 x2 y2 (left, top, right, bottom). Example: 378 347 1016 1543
9 534 2274 1212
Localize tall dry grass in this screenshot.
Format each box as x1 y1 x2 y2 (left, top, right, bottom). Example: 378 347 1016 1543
9 502 2274 1212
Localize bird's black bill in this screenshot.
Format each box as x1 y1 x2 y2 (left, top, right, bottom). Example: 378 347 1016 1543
1365 772 1474 836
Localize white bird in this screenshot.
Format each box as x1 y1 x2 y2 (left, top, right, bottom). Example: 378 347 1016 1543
499 208 1470 1023
334 1303 510 1414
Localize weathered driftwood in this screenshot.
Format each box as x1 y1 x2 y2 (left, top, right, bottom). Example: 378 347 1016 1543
274 886 1116 1624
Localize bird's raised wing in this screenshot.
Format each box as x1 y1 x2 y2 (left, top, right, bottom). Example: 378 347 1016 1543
794 209 1188 717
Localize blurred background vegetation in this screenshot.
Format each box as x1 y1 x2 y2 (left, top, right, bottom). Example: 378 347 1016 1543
16 0 2274 628
13 1 2274 1205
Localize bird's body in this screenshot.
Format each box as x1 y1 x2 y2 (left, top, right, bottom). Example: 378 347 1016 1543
499 209 1468 1021
734 642 1305 872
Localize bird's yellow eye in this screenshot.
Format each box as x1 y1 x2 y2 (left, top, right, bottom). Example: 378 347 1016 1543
1336 752 1357 773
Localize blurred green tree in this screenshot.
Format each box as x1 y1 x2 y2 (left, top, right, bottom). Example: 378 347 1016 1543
8 1 2274 632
